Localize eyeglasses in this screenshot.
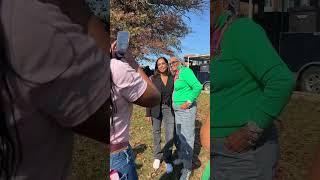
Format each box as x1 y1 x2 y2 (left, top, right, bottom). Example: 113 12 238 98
169 61 179 66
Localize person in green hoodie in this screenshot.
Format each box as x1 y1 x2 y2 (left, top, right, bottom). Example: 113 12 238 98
169 57 202 180
211 0 295 179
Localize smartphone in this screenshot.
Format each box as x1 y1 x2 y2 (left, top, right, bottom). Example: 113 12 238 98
116 31 130 58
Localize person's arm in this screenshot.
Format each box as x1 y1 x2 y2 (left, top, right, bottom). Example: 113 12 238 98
309 144 320 180
123 54 160 107
180 68 203 109
200 111 210 152
184 68 203 102
110 43 160 107
232 19 295 129
145 76 154 123
133 67 160 107
7 1 111 143
71 14 110 143
145 77 152 117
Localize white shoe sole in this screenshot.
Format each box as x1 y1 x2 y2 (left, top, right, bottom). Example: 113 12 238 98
153 159 161 170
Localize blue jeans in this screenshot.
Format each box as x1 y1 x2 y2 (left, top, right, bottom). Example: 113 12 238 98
110 145 138 180
173 102 197 170
212 124 279 180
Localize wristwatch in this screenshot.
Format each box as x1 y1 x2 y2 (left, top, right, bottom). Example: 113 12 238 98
246 122 263 133
246 122 264 146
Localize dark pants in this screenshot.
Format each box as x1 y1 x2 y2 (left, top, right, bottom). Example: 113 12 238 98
152 104 175 163
212 124 280 180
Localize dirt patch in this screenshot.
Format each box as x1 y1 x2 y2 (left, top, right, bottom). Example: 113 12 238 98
277 92 320 180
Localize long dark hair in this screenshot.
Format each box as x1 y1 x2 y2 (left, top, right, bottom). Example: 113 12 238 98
0 7 16 179
154 57 170 76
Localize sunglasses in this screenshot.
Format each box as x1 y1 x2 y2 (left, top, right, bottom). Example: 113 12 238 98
169 61 179 66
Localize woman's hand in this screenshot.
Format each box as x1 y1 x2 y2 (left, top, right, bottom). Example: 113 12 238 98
224 128 252 153
110 41 138 70
110 41 117 59
180 101 191 110
145 117 152 124
225 122 264 153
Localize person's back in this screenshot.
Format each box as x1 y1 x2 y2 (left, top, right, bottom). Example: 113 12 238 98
108 49 161 178
1 0 110 179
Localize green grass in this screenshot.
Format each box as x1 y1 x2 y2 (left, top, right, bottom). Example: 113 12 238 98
71 136 107 180
277 92 320 180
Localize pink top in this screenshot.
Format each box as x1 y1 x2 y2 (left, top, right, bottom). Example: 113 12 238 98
110 58 147 145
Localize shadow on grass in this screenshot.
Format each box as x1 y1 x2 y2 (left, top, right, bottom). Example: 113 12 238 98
135 164 143 170
133 144 147 155
158 120 203 179
158 164 183 180
133 144 147 170
193 120 203 169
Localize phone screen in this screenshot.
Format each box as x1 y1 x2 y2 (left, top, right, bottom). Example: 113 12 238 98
116 31 129 57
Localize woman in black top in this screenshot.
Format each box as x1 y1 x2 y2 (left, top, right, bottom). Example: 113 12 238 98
146 57 175 173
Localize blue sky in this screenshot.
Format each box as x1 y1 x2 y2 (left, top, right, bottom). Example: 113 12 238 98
179 3 210 57
140 1 210 68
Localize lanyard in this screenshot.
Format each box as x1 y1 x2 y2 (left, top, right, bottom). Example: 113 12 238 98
213 16 236 57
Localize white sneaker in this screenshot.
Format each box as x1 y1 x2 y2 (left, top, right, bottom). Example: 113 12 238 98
180 169 192 180
153 159 161 170
173 159 183 165
166 163 173 174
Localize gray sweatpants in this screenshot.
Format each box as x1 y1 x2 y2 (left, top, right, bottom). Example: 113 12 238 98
211 125 280 180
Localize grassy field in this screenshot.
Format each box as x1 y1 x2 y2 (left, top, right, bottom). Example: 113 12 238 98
71 136 107 180
277 92 320 180
70 92 320 180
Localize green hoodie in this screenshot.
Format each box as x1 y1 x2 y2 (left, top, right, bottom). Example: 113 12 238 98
173 65 202 106
211 17 295 137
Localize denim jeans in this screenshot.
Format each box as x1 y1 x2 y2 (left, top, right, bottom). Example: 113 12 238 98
173 102 197 170
152 104 175 163
110 145 138 180
212 124 279 180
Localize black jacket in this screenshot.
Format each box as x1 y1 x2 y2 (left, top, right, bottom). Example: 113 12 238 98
146 74 174 118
